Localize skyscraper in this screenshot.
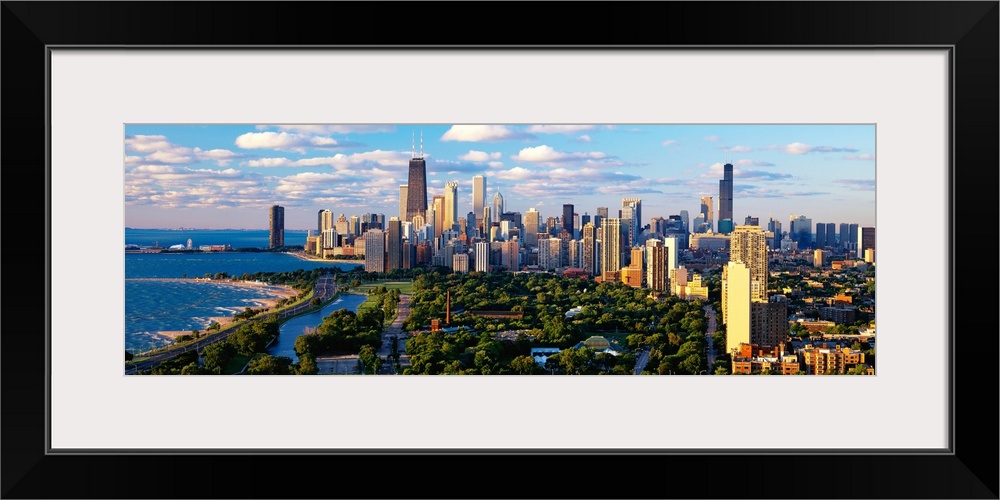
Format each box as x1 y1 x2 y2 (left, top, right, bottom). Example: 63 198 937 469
562 203 575 236
405 133 427 223
729 225 769 303
444 181 459 231
719 163 733 232
646 239 668 291
386 217 402 271
268 205 284 249
582 222 597 276
622 197 642 232
825 224 836 250
768 217 783 249
318 209 333 237
597 206 609 220
700 196 713 232
472 175 486 228
790 215 813 249
492 189 505 224
475 241 490 272
744 216 759 227
838 223 849 249
364 228 385 273
815 223 829 248
600 218 622 276
724 225 783 353
398 185 408 222
433 195 445 239
524 208 540 247
860 227 876 255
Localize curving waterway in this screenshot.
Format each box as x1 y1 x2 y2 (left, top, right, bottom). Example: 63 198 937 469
267 294 367 362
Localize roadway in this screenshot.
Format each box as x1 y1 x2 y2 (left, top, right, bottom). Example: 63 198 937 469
377 294 412 374
704 304 717 369
126 277 337 374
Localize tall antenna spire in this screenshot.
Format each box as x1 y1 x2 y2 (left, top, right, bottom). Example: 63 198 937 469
420 129 424 157
411 130 415 158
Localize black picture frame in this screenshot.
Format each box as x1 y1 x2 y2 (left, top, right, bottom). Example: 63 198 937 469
3 2 997 498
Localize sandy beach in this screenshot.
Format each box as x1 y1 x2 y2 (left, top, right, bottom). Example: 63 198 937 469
285 251 363 265
134 278 300 339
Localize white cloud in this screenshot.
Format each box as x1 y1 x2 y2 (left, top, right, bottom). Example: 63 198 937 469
440 125 530 142
525 125 596 134
575 134 592 143
735 159 776 167
782 142 813 155
458 150 491 162
194 148 240 166
234 131 350 151
661 139 679 147
490 152 502 160
488 161 504 169
703 135 720 142
494 167 534 181
246 150 410 170
125 135 173 153
722 145 753 153
511 145 607 163
272 124 394 134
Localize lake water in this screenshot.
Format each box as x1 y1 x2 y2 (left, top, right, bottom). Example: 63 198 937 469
125 228 309 249
124 236 361 353
267 294 367 362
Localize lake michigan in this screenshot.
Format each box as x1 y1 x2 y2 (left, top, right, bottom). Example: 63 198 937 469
125 229 361 353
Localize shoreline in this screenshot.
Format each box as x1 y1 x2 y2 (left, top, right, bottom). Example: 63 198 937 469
139 278 300 339
285 251 364 265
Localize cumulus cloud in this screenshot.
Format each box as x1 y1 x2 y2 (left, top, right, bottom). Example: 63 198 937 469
458 150 492 162
245 150 410 169
777 142 860 155
525 125 596 134
574 135 592 143
125 135 242 166
488 161 504 169
440 125 533 142
511 145 607 163
234 131 361 152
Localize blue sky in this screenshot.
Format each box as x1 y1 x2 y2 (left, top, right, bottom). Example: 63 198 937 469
124 124 875 230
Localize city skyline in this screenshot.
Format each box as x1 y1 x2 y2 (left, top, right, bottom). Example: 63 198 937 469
124 124 876 230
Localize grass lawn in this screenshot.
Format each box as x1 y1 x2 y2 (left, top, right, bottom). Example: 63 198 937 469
357 281 414 294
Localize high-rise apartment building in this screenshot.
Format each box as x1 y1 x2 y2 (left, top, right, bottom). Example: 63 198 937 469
398 185 408 222
386 217 403 271
432 196 445 239
444 181 459 231
318 209 333 237
524 208 540 247
860 227 876 255
364 228 385 273
700 196 714 233
269 205 284 249
472 175 486 228
815 223 829 248
825 224 836 250
729 225 769 303
582 222 597 276
646 239 668 291
719 163 734 232
475 241 490 272
405 134 428 223
600 218 622 276
622 198 642 233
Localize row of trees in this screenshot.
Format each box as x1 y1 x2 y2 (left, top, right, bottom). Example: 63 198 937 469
293 308 383 358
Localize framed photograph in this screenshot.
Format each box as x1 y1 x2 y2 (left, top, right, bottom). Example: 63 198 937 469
4 2 996 498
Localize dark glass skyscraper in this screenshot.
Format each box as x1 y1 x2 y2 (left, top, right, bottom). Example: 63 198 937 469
405 136 427 223
269 205 284 249
562 204 574 235
719 163 733 232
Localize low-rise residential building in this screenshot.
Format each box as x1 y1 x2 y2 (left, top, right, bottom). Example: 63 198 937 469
796 343 869 374
731 343 800 375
